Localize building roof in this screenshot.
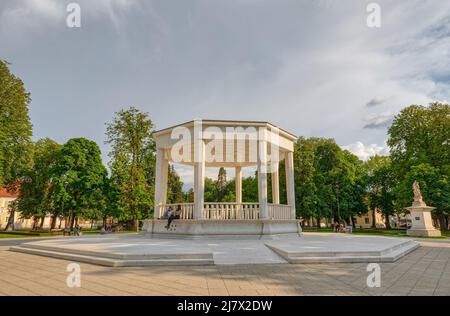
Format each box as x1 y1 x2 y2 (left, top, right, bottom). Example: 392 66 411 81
154 119 297 140
0 187 18 198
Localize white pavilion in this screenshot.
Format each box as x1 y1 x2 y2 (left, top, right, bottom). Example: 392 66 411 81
142 119 301 237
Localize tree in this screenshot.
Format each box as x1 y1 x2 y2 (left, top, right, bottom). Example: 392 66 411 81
292 137 365 227
388 103 450 176
395 163 449 230
365 155 395 228
167 165 185 203
17 138 62 229
388 102 450 230
216 167 228 201
51 138 107 229
242 173 258 202
106 107 156 230
293 137 318 222
0 60 33 187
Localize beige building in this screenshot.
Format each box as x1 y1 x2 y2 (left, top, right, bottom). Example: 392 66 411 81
0 188 19 229
0 187 100 230
355 209 386 229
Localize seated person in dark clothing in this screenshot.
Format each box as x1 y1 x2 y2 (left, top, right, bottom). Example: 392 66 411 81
165 205 182 229
160 206 173 220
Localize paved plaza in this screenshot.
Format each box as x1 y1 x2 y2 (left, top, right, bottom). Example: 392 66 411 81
1 235 449 296
9 233 419 266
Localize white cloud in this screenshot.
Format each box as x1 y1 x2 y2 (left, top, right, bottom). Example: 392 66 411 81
1 1 449 167
0 0 138 37
342 141 389 161
363 112 395 129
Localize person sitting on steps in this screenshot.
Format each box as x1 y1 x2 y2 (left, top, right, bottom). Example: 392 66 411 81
165 205 182 230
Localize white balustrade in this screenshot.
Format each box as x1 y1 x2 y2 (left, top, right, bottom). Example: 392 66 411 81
203 202 260 220
268 204 293 220
157 202 292 220
158 203 194 219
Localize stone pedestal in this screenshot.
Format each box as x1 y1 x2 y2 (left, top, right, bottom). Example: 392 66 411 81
406 205 441 237
141 219 302 239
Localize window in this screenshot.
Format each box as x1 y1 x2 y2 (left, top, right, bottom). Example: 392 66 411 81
364 218 370 224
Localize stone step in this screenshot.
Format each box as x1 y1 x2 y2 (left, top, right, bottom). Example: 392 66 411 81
17 242 211 260
266 240 419 263
9 245 214 267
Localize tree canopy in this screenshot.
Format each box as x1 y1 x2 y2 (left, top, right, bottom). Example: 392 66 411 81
0 60 33 187
106 107 156 230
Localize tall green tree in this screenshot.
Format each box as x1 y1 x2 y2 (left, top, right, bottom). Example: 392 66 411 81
395 163 449 230
242 173 258 202
292 137 365 227
106 107 156 230
388 102 450 229
0 61 33 230
293 137 317 220
365 155 395 228
0 61 33 187
204 168 235 202
51 138 107 229
167 165 185 203
388 103 450 176
17 138 62 229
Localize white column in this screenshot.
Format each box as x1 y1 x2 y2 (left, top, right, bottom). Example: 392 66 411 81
193 140 205 219
271 162 280 204
154 148 168 219
285 151 296 219
235 166 242 204
258 129 269 220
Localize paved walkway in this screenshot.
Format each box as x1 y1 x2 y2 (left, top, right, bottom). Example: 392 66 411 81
0 238 449 296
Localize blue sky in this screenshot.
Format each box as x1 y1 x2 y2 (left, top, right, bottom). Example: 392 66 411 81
1 0 449 187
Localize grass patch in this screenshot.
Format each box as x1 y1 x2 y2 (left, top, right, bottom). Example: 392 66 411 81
304 227 449 239
0 229 138 238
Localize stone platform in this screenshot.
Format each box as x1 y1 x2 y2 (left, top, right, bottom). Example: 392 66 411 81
142 219 302 238
9 233 419 267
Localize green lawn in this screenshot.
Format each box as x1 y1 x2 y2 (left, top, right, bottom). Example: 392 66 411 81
303 227 449 239
0 229 138 238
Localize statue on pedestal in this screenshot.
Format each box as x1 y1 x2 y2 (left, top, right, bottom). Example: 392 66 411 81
406 180 440 237
412 180 425 207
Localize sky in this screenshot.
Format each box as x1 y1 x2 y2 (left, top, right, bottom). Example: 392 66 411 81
1 0 449 188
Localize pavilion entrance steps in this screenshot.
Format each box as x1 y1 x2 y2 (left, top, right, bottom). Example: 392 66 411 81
9 242 214 267
265 238 419 263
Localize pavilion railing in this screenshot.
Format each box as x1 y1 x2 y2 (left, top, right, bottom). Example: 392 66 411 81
268 204 292 220
157 203 195 219
203 202 260 220
157 202 293 220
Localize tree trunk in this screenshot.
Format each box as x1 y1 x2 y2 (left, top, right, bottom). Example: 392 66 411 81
385 214 391 230
438 216 446 232
70 214 75 230
50 213 59 230
39 216 45 229
372 209 376 228
133 217 139 232
3 209 15 231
